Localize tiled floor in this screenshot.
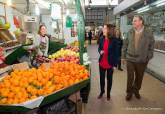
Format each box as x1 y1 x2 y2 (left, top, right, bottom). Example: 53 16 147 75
82 44 165 114
148 51 165 82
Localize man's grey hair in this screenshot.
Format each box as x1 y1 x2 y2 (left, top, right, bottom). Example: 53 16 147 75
134 15 144 25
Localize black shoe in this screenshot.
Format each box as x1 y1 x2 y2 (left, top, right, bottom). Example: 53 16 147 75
134 93 141 99
118 68 123 71
97 92 104 99
82 99 88 103
126 94 132 101
107 95 111 101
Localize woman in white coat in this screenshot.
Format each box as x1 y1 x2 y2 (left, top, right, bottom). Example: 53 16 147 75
35 25 49 57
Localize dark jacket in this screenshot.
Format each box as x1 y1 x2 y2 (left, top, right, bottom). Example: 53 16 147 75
122 26 155 63
88 31 92 39
116 38 123 57
98 36 119 67
97 31 103 44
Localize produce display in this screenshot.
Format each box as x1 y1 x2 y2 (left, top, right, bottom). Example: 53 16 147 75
14 28 22 39
0 19 3 27
64 45 79 52
0 21 11 30
0 40 20 49
0 62 89 104
48 45 80 64
35 56 50 63
0 47 5 64
3 22 11 30
53 56 79 64
70 41 79 47
48 48 79 59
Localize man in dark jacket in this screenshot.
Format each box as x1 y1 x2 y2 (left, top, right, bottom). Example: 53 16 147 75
115 29 123 71
97 29 103 44
88 30 92 45
122 15 155 101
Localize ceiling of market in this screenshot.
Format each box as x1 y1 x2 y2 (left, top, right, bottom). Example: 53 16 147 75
0 0 76 14
0 0 119 14
85 0 118 6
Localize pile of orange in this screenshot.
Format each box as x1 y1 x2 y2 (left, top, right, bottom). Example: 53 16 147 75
0 62 89 104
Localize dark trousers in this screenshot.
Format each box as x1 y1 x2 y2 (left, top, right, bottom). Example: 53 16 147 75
117 58 122 69
99 66 113 96
88 38 92 45
126 61 148 94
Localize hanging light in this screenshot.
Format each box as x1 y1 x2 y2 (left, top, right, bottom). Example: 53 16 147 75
156 2 165 7
73 14 78 21
88 5 91 10
35 0 50 9
89 0 92 4
73 1 75 5
108 5 111 10
51 4 61 20
136 5 150 13
7 0 12 6
64 0 70 4
35 4 40 15
155 0 165 7
52 21 57 29
66 9 70 16
109 0 118 5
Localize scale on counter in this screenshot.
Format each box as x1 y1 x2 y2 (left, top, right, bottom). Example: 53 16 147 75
20 15 39 49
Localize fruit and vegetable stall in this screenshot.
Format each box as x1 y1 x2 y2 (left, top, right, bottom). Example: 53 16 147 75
0 0 90 113
0 39 91 113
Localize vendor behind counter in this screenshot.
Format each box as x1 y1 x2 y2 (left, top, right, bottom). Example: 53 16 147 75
35 25 49 57
4 25 66 65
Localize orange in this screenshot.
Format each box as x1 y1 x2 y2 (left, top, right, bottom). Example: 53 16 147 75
0 61 89 104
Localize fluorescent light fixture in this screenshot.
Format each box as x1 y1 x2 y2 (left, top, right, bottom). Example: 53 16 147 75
85 0 118 6
63 15 66 23
136 5 150 13
153 0 165 5
51 4 61 20
85 0 89 5
35 4 40 15
109 0 118 5
52 21 57 29
66 9 70 15
73 14 78 21
35 0 50 9
64 0 70 4
73 1 75 5
88 5 91 10
88 7 91 9
108 5 111 10
85 0 107 6
156 1 165 7
135 0 165 13
137 8 149 13
136 5 149 12
7 0 12 6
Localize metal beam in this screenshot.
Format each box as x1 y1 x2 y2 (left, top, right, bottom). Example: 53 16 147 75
113 0 141 15
26 0 30 14
0 2 24 14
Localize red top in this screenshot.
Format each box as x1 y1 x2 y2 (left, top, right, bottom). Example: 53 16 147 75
99 38 112 69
